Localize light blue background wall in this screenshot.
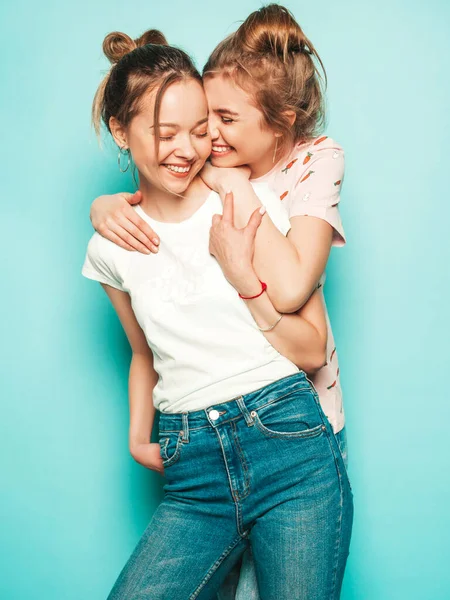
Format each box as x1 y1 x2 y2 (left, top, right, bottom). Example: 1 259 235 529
1 0 449 598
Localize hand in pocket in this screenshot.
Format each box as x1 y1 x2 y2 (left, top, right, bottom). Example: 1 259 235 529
130 442 165 475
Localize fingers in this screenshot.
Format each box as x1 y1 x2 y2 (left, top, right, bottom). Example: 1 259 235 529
221 191 234 224
245 206 266 239
103 220 155 254
211 213 222 226
117 210 160 252
127 208 160 246
105 229 139 252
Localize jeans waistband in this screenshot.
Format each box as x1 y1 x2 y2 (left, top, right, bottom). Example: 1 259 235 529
159 371 311 434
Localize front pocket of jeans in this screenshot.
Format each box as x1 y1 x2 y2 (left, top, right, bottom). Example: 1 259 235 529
251 392 325 439
158 431 183 467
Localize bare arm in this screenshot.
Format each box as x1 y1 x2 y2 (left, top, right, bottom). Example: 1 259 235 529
238 270 327 372
207 167 332 313
100 284 163 474
210 194 327 373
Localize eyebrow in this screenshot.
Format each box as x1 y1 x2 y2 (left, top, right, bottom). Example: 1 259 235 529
215 108 239 117
150 117 209 129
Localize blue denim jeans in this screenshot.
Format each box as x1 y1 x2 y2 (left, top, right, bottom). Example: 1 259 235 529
108 372 353 599
218 426 351 600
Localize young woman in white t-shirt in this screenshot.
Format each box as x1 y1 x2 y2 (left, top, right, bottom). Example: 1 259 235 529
89 8 352 598
83 24 352 600
90 5 348 445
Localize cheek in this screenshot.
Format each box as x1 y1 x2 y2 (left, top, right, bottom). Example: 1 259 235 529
243 128 273 156
197 137 212 160
218 125 239 147
130 138 158 170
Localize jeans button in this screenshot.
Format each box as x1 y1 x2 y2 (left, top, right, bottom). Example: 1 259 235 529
209 409 220 420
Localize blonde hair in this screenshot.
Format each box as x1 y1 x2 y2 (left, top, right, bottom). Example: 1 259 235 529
203 4 326 153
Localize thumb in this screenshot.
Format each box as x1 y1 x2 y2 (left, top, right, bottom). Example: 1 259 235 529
245 206 266 238
125 190 142 205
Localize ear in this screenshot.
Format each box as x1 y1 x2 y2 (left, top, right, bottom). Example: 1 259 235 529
109 116 128 149
282 110 296 127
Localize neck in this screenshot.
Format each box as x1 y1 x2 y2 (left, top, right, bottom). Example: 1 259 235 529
248 144 293 180
138 175 210 223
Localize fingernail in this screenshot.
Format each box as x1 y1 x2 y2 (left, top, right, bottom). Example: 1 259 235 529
226 189 232 195
259 207 266 215
152 238 159 245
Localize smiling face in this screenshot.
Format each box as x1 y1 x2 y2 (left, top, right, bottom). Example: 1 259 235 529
110 78 211 195
204 74 281 179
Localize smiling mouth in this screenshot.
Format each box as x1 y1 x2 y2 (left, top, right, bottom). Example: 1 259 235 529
162 163 192 177
211 145 234 155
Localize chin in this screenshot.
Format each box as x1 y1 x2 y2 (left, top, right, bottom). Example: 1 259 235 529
210 155 240 168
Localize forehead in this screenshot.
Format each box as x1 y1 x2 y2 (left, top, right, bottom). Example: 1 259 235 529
203 74 255 111
139 78 208 123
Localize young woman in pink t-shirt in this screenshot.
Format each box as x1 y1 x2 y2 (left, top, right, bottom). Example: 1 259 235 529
88 5 352 599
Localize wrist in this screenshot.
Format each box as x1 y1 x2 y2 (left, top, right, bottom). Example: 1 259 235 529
236 274 265 298
129 439 149 455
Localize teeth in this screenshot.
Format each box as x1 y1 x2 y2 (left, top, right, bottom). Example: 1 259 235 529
212 146 232 153
165 165 191 173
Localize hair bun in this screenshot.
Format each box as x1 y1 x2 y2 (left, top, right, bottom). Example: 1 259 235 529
135 29 168 47
103 32 137 64
235 4 311 59
102 29 168 65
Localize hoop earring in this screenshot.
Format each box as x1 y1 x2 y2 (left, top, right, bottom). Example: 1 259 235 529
272 137 279 164
118 146 130 173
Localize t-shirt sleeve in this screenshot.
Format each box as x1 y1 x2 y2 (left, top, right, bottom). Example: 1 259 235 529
288 140 346 246
81 233 127 292
251 182 291 236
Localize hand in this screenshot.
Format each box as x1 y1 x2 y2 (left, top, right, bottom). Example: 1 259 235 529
90 190 160 254
130 442 165 476
200 162 251 197
209 191 266 295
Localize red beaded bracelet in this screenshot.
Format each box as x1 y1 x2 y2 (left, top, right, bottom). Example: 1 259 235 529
238 281 267 300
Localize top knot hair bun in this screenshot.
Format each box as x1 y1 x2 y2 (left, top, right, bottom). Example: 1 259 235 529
235 4 312 60
102 29 168 65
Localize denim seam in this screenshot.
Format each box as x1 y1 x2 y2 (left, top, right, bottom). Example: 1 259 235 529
160 432 183 467
230 420 251 501
252 416 324 440
215 429 247 537
333 430 351 489
325 429 345 599
189 534 245 599
304 373 347 598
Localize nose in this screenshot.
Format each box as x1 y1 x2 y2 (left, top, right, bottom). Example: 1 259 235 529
208 114 219 141
174 135 196 161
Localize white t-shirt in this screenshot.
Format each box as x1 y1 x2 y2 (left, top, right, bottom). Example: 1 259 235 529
82 183 299 413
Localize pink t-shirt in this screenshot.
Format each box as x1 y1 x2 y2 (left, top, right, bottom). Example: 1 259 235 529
252 135 346 433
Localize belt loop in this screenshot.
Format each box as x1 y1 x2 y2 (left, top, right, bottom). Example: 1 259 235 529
181 412 190 442
236 396 254 426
